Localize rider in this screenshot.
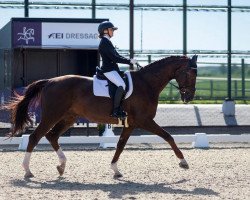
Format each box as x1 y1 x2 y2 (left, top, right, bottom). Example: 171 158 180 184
98 21 137 118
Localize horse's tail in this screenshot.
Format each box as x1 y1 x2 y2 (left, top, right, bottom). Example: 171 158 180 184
4 79 48 137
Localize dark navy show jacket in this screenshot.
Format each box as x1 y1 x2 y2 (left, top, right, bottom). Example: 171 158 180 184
98 37 131 72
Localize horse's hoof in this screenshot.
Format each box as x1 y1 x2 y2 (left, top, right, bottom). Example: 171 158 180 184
179 162 189 169
113 173 123 179
24 172 34 178
57 165 65 176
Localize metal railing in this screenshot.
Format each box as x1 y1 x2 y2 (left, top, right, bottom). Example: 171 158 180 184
161 79 250 101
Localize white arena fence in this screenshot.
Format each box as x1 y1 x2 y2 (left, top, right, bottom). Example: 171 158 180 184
0 133 250 150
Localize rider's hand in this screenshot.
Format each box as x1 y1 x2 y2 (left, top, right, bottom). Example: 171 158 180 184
130 58 138 65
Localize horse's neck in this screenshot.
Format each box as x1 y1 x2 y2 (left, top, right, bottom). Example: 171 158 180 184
140 62 179 94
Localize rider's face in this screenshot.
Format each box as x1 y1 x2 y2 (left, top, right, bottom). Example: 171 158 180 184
108 28 114 37
104 28 114 37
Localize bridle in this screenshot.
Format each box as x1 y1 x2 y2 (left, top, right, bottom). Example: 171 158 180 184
170 63 197 94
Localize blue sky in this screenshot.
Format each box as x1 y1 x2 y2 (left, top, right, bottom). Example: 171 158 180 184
0 0 250 64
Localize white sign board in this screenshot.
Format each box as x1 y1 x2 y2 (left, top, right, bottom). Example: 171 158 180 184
41 22 99 48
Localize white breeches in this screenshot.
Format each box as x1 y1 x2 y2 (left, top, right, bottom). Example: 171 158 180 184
104 71 126 90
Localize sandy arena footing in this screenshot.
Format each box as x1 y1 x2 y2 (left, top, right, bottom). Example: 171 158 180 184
0 143 249 200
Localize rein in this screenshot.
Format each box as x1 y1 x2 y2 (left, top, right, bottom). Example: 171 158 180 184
169 81 180 90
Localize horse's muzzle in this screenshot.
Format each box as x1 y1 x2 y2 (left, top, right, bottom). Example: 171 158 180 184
181 92 194 103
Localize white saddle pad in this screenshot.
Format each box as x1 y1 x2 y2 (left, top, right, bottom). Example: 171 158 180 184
93 71 133 99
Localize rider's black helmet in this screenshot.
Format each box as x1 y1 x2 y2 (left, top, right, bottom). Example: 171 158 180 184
98 21 118 36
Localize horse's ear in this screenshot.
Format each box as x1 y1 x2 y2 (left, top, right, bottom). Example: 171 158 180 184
191 55 198 64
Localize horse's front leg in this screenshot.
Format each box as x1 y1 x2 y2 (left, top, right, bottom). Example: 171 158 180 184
139 119 189 169
111 126 134 178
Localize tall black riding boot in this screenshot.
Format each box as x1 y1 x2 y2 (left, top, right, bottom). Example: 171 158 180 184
111 86 127 119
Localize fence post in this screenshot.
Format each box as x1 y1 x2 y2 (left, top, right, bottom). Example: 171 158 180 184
24 0 29 17
92 0 96 19
147 55 151 64
169 84 173 99
192 133 209 148
241 59 245 99
99 124 116 148
210 80 213 98
234 80 237 98
18 135 29 150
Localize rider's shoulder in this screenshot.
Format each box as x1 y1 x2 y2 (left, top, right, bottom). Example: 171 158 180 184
100 36 107 42
102 37 110 43
100 37 111 46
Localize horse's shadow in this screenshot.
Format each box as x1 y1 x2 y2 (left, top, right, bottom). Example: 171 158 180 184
11 177 219 199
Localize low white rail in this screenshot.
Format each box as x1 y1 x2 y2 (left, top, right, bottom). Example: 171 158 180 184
0 134 249 148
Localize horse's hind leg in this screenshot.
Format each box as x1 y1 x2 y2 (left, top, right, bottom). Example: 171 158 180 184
23 121 54 178
140 119 189 169
45 117 76 176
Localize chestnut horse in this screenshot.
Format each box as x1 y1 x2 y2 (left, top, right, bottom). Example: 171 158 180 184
5 55 198 178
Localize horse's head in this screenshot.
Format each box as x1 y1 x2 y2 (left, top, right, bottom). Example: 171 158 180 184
174 55 198 103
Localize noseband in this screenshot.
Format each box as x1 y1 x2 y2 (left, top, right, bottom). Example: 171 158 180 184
169 81 196 95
